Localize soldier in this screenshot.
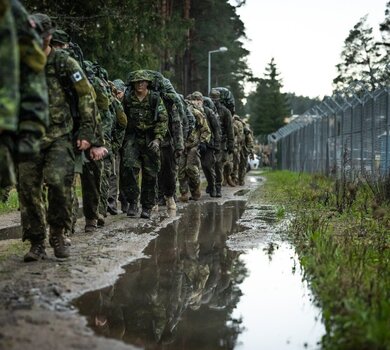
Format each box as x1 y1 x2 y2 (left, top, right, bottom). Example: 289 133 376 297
230 114 245 186
238 121 254 186
209 89 234 197
178 95 211 202
121 70 168 219
19 13 101 261
0 0 19 200
191 92 221 197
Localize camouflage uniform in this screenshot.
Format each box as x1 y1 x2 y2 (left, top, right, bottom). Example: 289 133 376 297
238 122 254 185
178 101 211 201
199 100 221 197
0 0 19 197
230 115 245 185
121 71 168 216
19 27 99 261
210 89 234 197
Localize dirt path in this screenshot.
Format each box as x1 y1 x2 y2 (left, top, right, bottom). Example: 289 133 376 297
0 176 262 350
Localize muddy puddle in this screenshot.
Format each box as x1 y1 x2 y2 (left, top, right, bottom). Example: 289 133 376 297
74 201 324 349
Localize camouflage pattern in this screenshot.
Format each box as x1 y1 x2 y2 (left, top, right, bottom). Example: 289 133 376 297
121 89 168 209
81 158 103 220
178 103 211 197
231 115 245 184
200 105 221 194
212 99 234 192
213 86 236 115
238 122 254 185
19 136 75 242
0 0 19 192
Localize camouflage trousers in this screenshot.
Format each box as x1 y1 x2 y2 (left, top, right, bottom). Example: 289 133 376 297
231 147 242 183
178 146 201 195
18 136 74 243
215 143 231 188
238 149 248 185
81 158 103 220
120 135 160 210
200 146 216 191
99 156 113 216
158 144 177 199
108 153 120 208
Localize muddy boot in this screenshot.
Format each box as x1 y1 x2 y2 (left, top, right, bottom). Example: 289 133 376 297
205 185 211 194
85 219 98 233
190 187 201 201
49 227 70 259
179 192 189 203
165 196 176 210
209 186 217 197
227 176 236 187
158 196 166 206
23 241 47 262
97 214 105 227
216 185 222 198
127 203 138 217
239 180 245 186
107 200 118 215
140 208 152 219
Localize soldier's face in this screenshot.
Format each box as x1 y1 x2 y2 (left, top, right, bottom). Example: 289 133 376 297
134 80 148 93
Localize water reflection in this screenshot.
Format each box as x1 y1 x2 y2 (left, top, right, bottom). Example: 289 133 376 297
74 201 248 348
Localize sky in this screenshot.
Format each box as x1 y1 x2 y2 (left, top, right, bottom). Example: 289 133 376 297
233 0 388 99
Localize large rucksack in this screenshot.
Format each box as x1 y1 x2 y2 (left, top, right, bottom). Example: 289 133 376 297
213 86 235 115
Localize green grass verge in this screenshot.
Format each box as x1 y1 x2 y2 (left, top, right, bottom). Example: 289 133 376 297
254 170 390 350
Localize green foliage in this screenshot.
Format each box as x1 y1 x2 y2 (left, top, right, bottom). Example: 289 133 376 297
0 189 19 214
257 170 390 349
246 58 289 136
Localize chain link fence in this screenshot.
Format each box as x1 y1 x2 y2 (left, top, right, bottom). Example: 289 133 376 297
268 87 390 178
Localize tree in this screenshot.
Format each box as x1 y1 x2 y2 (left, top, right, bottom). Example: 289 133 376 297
333 15 385 93
246 58 289 136
285 93 320 116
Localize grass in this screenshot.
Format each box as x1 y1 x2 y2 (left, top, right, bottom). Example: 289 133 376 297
255 170 390 350
0 188 19 214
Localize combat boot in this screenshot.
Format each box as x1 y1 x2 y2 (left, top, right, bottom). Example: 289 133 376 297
165 196 176 210
190 187 201 201
140 208 152 219
85 218 97 233
179 192 189 203
127 203 138 217
210 186 217 197
158 196 166 206
23 241 47 262
216 185 222 198
97 214 105 227
107 200 118 215
49 227 70 259
227 176 236 187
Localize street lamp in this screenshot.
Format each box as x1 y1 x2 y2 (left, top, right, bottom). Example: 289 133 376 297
208 46 228 95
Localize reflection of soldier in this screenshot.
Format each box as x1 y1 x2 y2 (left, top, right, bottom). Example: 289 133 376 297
121 70 168 219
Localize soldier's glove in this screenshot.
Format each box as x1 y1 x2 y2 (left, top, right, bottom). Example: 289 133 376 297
17 132 40 162
198 142 207 156
148 139 160 153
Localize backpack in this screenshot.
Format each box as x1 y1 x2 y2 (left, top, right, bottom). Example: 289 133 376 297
214 87 235 115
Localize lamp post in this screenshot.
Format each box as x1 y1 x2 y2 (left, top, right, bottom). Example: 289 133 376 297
208 46 228 95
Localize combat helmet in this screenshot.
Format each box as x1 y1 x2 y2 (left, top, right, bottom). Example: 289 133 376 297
129 70 152 83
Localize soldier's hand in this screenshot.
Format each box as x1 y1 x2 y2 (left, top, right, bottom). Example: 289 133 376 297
77 139 91 151
148 139 160 153
90 146 108 161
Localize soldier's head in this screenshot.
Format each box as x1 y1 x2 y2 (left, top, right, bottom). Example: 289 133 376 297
51 29 70 49
191 91 204 108
112 79 126 100
209 88 221 103
31 13 55 49
130 71 152 94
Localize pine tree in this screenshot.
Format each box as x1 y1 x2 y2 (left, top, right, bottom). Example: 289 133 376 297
333 15 384 93
247 58 289 136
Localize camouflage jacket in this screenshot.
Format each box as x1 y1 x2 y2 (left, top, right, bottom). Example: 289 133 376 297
203 105 221 151
185 104 211 149
214 101 234 152
233 115 244 151
0 0 19 132
123 90 168 143
110 96 127 154
43 48 101 148
11 0 48 137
